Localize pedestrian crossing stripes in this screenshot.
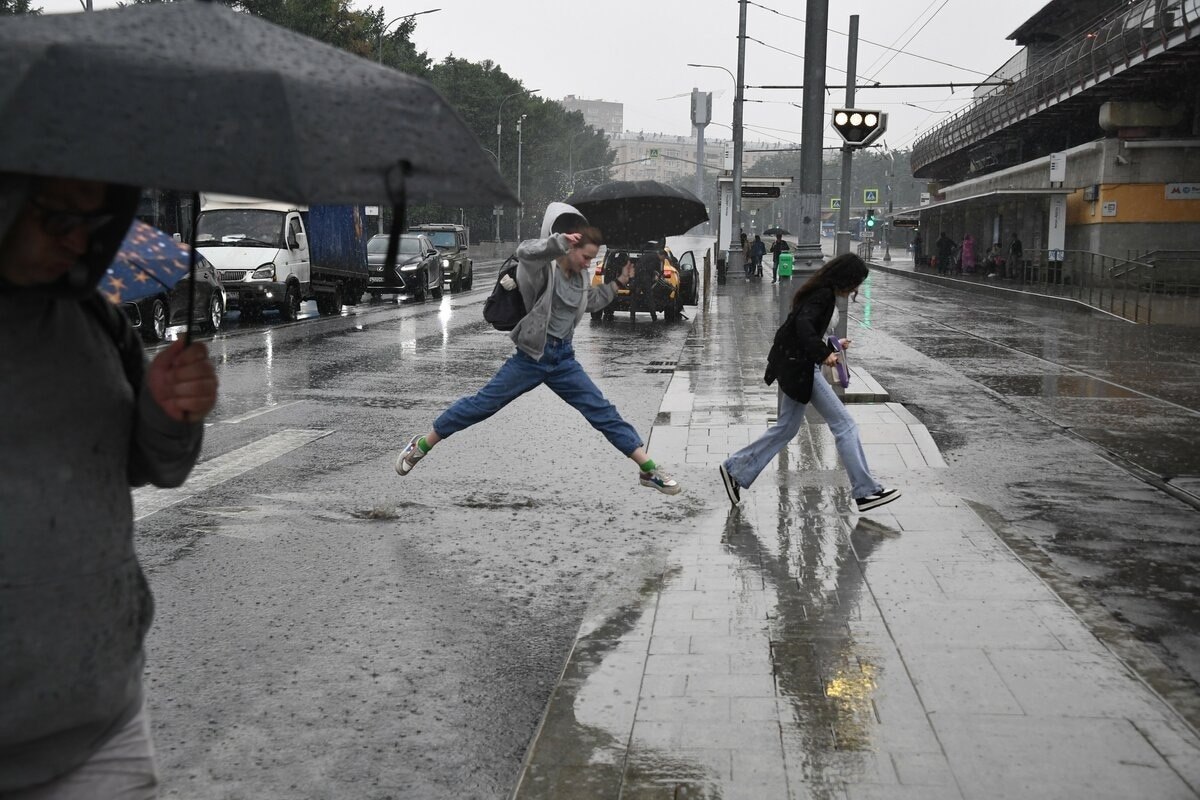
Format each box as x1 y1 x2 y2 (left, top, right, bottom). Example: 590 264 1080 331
132 428 332 521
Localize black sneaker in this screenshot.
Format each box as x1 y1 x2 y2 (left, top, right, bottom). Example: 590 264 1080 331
855 488 901 512
719 464 740 507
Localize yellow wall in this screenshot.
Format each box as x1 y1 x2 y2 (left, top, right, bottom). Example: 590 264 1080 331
1068 184 1200 225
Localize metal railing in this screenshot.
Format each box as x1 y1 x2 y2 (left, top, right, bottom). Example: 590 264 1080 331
912 0 1200 174
916 248 1200 324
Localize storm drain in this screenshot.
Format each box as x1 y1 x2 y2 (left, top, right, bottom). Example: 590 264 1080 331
645 360 677 374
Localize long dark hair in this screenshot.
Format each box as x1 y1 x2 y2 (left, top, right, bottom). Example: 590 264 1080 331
791 253 869 309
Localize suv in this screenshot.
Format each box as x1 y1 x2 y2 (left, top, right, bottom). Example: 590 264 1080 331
589 244 699 321
409 224 473 292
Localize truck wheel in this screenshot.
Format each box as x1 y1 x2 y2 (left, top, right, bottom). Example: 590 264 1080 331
331 285 343 312
450 270 461 293
464 266 474 290
431 273 443 299
280 284 301 321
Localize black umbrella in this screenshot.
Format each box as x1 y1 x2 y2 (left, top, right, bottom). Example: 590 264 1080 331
565 180 708 246
0 2 514 208
764 227 790 237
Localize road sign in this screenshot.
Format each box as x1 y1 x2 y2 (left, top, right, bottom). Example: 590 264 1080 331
741 185 781 199
893 216 919 228
863 188 879 204
649 148 660 158
861 230 875 240
830 198 841 209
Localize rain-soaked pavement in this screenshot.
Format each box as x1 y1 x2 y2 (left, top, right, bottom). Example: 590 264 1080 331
131 249 1200 798
509 266 1200 799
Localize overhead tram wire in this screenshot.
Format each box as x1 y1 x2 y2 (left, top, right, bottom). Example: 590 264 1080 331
860 0 947 76
865 0 954 83
746 0 992 78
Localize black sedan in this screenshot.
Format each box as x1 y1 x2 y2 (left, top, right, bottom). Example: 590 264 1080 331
122 254 226 341
366 233 443 302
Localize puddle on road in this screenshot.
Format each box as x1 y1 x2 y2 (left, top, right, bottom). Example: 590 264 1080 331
971 374 1140 398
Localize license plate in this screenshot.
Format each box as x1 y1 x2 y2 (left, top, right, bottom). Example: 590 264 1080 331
368 277 383 283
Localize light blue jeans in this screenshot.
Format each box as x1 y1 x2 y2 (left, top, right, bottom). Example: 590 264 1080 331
723 365 882 499
434 336 643 456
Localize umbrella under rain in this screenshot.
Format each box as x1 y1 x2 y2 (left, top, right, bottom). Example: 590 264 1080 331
565 180 708 247
99 220 193 306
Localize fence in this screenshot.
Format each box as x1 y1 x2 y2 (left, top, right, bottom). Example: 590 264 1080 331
898 248 1200 325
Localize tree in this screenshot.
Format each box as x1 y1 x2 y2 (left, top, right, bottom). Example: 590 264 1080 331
0 0 41 15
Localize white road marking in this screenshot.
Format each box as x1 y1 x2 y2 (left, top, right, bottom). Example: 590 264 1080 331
219 400 305 424
133 429 332 521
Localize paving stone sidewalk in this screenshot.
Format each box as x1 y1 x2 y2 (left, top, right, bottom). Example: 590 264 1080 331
513 278 1200 800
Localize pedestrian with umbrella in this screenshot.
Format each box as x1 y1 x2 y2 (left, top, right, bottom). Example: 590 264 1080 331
769 233 790 284
0 173 218 797
395 203 682 495
0 3 515 795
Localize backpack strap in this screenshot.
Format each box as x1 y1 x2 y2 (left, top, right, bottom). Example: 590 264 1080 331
80 292 145 392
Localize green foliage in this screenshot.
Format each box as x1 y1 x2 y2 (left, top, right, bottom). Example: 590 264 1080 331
0 0 41 15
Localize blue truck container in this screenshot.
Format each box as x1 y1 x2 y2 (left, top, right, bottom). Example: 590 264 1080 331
302 205 370 314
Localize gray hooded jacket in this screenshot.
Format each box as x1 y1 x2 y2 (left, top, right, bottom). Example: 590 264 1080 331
0 176 204 791
509 202 619 360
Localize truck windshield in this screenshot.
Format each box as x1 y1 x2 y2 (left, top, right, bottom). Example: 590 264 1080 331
195 210 286 247
423 232 457 249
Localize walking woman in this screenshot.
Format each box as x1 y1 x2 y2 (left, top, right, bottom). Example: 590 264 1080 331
718 253 900 512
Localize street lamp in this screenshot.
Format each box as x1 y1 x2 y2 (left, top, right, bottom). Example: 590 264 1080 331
496 88 539 241
883 146 896 262
689 62 744 266
516 114 527 241
376 8 440 64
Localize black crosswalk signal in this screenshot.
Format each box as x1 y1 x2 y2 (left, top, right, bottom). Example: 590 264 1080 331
831 108 887 147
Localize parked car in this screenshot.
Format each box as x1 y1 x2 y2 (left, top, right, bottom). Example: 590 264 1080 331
122 253 226 341
589 243 699 321
409 223 473 292
366 233 443 301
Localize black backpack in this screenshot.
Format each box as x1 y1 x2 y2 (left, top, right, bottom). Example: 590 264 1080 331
482 254 526 331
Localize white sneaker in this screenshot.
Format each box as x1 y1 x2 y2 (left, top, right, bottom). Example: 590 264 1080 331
640 467 681 495
395 435 427 476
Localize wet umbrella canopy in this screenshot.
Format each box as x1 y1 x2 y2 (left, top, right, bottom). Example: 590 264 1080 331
101 220 192 305
566 180 708 247
0 2 515 207
764 226 790 237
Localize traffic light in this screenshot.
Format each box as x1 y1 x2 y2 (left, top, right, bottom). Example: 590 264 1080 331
865 209 876 229
831 108 887 147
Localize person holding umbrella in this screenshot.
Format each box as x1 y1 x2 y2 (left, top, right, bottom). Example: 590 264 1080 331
0 173 218 797
769 234 790 284
396 202 681 495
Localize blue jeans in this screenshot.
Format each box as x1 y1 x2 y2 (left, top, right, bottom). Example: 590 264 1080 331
434 336 643 456
722 366 882 499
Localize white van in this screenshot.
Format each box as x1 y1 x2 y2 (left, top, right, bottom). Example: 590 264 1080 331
195 194 310 321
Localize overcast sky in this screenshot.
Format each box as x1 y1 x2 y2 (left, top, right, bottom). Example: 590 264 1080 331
40 0 1049 151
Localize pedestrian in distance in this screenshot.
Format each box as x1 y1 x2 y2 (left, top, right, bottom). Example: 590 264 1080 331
934 232 955 276
0 174 218 798
911 232 922 261
396 202 681 495
750 234 766 279
960 233 976 274
600 249 628 320
1008 232 1023 280
718 253 900 513
769 234 789 284
629 249 661 323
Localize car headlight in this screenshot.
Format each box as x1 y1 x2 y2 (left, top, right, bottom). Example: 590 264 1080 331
400 265 418 271
441 258 450 268
251 263 275 280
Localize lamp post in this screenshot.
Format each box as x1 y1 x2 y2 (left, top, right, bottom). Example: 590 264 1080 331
689 60 744 268
376 8 440 64
516 114 527 241
496 88 539 241
883 147 895 262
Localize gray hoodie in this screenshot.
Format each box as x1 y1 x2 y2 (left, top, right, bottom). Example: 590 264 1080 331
0 176 204 791
509 202 619 360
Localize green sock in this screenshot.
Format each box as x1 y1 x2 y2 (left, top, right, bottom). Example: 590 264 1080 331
640 459 656 472
417 436 432 454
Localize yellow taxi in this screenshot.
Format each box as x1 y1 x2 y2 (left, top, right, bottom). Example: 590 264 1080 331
589 244 698 321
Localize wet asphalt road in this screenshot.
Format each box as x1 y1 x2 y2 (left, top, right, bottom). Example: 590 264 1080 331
135 260 698 799
133 260 1200 797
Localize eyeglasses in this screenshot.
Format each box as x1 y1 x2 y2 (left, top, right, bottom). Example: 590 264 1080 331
30 198 115 238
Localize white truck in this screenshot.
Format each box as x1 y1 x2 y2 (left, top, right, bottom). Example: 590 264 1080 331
195 195 369 320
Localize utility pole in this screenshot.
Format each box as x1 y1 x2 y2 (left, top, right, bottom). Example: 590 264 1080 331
834 14 860 342
691 88 712 224
731 0 748 268
516 114 526 242
883 148 895 262
792 0 830 272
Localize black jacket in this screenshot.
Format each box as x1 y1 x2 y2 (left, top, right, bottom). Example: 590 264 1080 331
764 286 837 403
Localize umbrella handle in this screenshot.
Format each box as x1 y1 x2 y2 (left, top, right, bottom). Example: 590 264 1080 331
184 191 200 347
